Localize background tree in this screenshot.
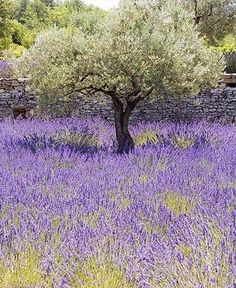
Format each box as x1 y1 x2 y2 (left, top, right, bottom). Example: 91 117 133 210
0 0 13 51
2 0 234 58
41 0 56 7
182 0 236 45
13 0 30 24
19 0 50 30
48 3 75 28
71 6 107 36
1 0 106 58
62 0 83 11
15 0 224 153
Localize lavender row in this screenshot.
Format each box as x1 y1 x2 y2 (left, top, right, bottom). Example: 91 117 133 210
0 118 235 287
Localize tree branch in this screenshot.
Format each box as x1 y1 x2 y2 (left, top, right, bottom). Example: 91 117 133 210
127 89 142 99
62 83 153 113
127 87 154 110
193 1 214 25
193 0 201 24
80 72 101 82
61 83 118 99
207 4 213 17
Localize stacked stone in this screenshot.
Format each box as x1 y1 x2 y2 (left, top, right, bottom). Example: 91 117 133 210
72 73 236 123
222 73 236 87
75 93 113 121
1 76 236 124
131 87 236 123
0 78 37 119
72 87 236 124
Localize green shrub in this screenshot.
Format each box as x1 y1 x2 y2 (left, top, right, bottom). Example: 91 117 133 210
169 135 195 150
71 257 136 288
0 247 50 288
165 191 195 216
134 131 158 146
53 130 101 148
217 34 236 73
2 43 26 59
217 34 236 53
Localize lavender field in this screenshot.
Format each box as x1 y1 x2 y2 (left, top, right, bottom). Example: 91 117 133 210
0 118 235 288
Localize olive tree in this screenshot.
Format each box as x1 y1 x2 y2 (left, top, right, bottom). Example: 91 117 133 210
16 0 225 153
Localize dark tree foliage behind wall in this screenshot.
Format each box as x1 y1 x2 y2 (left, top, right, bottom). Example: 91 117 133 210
225 52 236 73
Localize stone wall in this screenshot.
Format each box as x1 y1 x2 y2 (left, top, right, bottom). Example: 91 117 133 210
74 87 236 123
1 77 236 124
0 78 37 119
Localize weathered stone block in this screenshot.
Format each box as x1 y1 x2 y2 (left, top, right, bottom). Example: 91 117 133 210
0 78 37 119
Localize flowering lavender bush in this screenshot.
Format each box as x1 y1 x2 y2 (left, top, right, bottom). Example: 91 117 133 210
0 60 10 78
0 117 235 287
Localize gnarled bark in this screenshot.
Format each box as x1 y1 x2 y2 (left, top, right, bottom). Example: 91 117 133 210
112 98 135 154
110 89 153 154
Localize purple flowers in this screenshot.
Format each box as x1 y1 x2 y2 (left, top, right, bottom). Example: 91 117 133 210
0 61 10 78
0 117 235 287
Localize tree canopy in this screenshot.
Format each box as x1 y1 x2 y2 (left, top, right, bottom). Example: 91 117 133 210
0 0 107 58
16 0 225 153
0 0 235 58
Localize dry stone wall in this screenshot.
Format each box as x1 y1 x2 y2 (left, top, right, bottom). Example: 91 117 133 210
0 78 37 119
1 77 236 124
134 87 236 123
74 87 236 123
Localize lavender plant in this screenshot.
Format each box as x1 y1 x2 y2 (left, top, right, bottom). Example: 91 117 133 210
0 118 235 287
0 60 10 78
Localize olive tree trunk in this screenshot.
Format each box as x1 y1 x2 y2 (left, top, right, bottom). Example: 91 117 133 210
112 99 135 154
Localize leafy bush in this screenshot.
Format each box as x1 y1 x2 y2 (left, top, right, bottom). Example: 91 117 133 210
16 130 102 154
71 257 136 288
218 34 236 53
134 130 158 146
0 248 48 288
224 52 236 73
2 44 26 59
52 130 102 153
217 34 236 73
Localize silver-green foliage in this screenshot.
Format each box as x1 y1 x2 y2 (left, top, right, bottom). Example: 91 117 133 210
15 0 225 112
